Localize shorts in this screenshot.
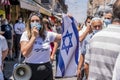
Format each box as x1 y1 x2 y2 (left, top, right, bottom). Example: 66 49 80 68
26 62 53 80
7 39 13 50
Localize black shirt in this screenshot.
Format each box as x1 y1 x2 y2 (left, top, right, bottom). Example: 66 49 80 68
1 24 12 39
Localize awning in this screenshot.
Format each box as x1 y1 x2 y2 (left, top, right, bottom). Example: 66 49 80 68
20 0 52 16
20 0 39 11
39 5 52 16
54 15 62 20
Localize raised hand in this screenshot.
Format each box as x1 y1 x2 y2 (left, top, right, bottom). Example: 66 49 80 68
31 27 39 38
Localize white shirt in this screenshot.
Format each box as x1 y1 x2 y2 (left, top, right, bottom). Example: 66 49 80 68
0 35 8 66
78 25 87 45
78 26 87 59
14 22 25 34
20 31 57 64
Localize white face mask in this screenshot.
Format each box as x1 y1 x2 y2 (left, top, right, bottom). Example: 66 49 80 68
5 21 8 25
19 20 22 23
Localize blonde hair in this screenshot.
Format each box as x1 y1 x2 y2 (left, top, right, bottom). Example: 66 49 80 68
26 12 46 40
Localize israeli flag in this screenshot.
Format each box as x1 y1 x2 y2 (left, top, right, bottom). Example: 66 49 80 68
56 15 79 77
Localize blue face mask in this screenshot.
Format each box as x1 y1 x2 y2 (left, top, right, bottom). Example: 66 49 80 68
30 22 42 30
92 30 100 34
104 19 111 26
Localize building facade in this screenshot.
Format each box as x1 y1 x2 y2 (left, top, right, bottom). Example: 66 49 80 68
88 0 111 16
1 0 67 24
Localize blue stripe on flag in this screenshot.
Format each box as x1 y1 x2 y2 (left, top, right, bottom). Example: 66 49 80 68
62 18 64 34
58 50 65 76
70 17 79 64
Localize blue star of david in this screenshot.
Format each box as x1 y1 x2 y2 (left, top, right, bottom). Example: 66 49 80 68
62 30 73 54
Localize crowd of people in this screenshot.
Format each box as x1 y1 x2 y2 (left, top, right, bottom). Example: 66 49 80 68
0 11 62 80
0 0 120 80
77 0 120 80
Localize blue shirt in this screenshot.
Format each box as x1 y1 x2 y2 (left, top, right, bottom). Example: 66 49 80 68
14 22 25 34
81 33 94 55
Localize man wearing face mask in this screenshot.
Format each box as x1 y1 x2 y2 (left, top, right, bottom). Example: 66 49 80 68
103 11 113 28
84 1 120 79
1 19 13 61
14 16 25 58
77 17 103 80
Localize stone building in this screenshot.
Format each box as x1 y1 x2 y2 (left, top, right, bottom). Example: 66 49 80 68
87 0 111 16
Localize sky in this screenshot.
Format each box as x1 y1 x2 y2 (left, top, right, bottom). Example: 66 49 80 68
65 0 88 23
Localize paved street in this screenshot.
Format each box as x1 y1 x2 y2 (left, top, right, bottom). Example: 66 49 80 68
4 59 77 80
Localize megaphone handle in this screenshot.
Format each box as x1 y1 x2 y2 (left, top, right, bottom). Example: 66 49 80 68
18 51 22 63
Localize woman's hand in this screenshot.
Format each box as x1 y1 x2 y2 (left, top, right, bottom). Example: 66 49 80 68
31 27 39 38
86 25 92 33
50 55 54 63
77 69 82 79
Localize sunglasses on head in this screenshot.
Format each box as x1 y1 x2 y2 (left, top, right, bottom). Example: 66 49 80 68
31 19 40 22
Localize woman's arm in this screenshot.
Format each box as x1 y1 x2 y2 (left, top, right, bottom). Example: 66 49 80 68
50 42 58 62
54 34 61 42
79 26 91 42
20 37 36 57
20 27 39 57
77 54 85 78
2 49 8 61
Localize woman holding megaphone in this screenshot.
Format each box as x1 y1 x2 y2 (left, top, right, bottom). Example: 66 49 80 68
20 12 61 80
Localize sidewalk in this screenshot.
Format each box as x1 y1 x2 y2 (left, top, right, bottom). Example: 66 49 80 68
4 59 77 80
